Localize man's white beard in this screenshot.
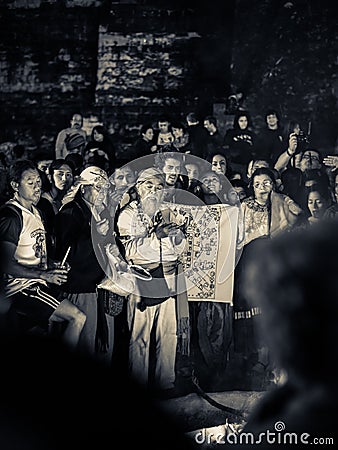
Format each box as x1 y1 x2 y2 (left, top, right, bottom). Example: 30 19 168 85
141 196 159 217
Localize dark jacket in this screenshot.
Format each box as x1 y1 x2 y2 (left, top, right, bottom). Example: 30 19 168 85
54 193 105 293
223 128 257 165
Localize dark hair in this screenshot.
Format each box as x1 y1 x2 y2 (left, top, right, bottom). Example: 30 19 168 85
9 159 38 184
303 168 329 188
201 170 221 181
91 125 110 140
204 116 217 126
250 167 276 188
65 153 84 176
154 152 183 171
32 151 52 163
158 116 170 124
206 149 228 164
305 184 331 204
140 124 154 135
231 178 248 190
171 121 187 131
264 109 280 122
12 144 26 159
285 119 301 136
205 150 231 177
49 159 75 178
186 112 198 123
233 110 252 129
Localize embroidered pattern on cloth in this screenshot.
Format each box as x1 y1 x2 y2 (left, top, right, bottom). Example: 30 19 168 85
165 203 239 304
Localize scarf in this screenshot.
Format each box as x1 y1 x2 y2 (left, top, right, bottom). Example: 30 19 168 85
270 191 303 237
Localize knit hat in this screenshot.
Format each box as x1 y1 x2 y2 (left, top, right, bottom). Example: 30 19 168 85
136 167 165 184
65 133 86 151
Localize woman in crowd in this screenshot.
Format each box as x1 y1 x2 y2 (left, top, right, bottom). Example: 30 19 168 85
38 158 75 257
233 167 304 388
207 150 233 180
223 110 257 180
83 125 116 175
170 121 191 153
133 124 157 159
305 184 332 225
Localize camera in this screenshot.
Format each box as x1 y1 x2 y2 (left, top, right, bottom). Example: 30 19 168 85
296 130 310 145
293 130 310 154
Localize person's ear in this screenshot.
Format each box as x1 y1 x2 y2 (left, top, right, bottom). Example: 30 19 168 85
10 180 19 192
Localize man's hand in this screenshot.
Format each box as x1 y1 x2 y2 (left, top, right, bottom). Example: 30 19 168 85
154 222 181 240
323 155 338 171
287 132 298 156
40 268 69 286
50 260 71 271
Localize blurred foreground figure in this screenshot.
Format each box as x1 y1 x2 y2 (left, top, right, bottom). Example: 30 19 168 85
0 332 194 450
241 221 338 446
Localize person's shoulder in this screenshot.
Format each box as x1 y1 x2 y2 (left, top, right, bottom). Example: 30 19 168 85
57 127 71 137
119 200 137 215
0 202 23 221
58 198 82 217
324 202 338 219
0 202 23 243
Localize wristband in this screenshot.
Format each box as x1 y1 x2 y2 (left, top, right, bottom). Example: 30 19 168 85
287 148 294 157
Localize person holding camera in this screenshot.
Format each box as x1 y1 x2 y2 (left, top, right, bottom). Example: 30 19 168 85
274 131 299 173
275 120 313 175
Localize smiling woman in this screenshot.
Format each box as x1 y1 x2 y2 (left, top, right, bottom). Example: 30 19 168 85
233 166 305 381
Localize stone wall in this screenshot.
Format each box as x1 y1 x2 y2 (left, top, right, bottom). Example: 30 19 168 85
230 0 338 151
1 0 336 158
0 3 101 155
0 1 233 159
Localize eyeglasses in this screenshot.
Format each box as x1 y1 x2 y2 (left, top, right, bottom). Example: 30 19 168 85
253 180 273 189
302 154 320 162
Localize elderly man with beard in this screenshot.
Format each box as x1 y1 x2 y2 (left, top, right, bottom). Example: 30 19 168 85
116 167 187 394
54 166 114 365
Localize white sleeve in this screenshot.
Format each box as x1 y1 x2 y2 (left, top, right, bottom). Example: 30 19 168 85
117 208 161 265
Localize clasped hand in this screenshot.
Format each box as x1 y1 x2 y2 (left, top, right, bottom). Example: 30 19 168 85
154 222 184 245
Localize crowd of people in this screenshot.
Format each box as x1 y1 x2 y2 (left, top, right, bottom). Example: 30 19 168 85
1 107 338 403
